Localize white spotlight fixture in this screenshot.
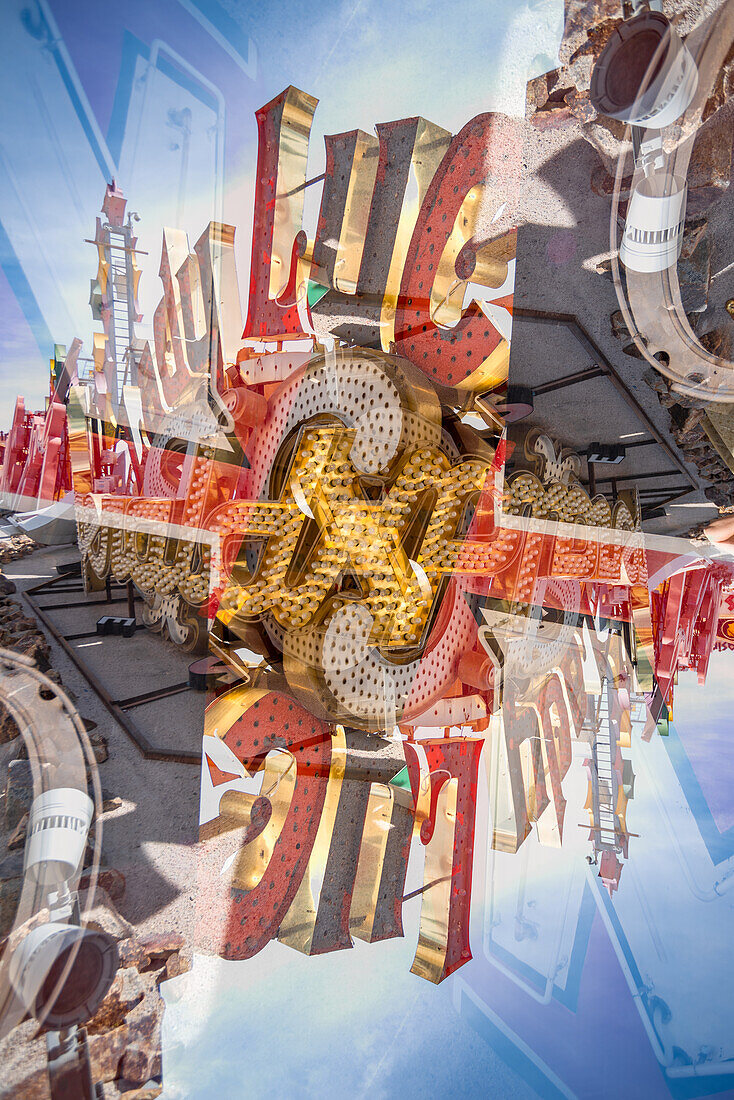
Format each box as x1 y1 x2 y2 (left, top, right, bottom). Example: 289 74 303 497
619 173 688 273
590 10 698 129
23 788 94 887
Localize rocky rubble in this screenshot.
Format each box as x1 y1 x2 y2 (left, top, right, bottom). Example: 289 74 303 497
527 0 734 213
85 894 190 1100
0 563 179 1100
0 532 37 567
0 889 189 1099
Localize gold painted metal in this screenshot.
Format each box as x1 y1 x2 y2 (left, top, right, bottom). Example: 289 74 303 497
219 752 297 892
277 724 347 953
332 131 380 295
454 337 511 393
67 387 94 495
271 87 319 302
349 782 395 942
205 685 269 740
379 119 452 352
206 686 297 892
470 392 507 433
630 585 655 692
410 777 457 984
430 191 513 330
208 631 264 687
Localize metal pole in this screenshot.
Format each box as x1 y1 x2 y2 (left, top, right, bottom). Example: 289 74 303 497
46 1027 97 1100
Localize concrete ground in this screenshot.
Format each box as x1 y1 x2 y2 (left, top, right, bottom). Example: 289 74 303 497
3 542 202 942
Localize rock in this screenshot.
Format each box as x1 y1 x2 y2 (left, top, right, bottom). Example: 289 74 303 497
587 165 629 202
79 868 126 904
564 87 597 123
673 423 706 446
622 341 644 361
693 457 723 479
0 873 22 939
0 575 16 595
610 310 629 341
522 5 622 134
89 732 109 764
685 105 734 217
118 939 152 971
526 73 553 114
559 2 620 71
0 1018 50 1100
4 758 33 829
88 969 145 1035
531 104 576 132
138 932 185 960
6 812 27 851
644 368 671 395
700 326 734 359
678 408 706 437
702 41 734 121
92 742 109 764
4 615 37 633
120 1045 157 1086
125 1004 163 1051
0 535 36 567
101 1009 160 1074
165 951 190 981
79 887 134 940
87 1027 128 1083
98 868 126 903
102 792 123 813
705 483 734 507
682 434 709 450
0 703 20 745
119 1085 162 1100
676 218 711 314
10 634 51 672
668 388 709 411
0 851 25 881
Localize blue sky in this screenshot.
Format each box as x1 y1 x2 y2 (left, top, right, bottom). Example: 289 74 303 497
670 651 734 835
0 0 563 425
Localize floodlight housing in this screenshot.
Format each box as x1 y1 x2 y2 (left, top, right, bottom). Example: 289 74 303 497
590 10 698 129
24 788 94 887
619 175 687 273
9 922 118 1028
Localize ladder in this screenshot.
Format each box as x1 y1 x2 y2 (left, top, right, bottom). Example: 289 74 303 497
107 228 133 404
593 679 617 848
